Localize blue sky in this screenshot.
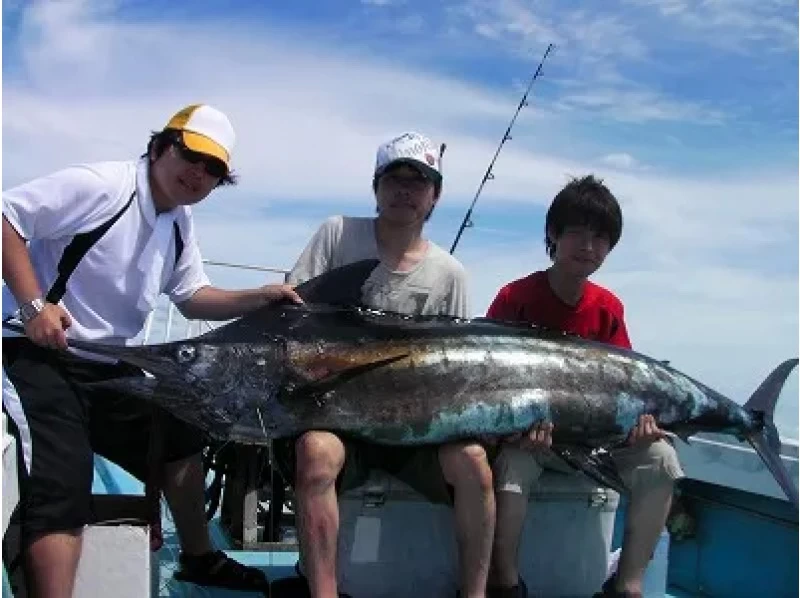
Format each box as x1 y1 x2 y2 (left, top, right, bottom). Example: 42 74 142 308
2 0 798 437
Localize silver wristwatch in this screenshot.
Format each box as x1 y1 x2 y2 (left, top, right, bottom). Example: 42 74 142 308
18 298 46 323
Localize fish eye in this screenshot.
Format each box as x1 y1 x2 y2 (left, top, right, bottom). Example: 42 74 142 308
176 344 196 363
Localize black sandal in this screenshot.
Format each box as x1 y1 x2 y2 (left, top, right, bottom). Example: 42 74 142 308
270 562 352 598
174 550 269 592
592 574 642 598
486 577 529 598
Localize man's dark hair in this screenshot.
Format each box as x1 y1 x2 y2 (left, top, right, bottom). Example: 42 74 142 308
544 174 622 257
142 129 238 187
372 162 442 221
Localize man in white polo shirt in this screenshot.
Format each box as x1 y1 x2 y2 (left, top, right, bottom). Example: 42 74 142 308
2 104 297 597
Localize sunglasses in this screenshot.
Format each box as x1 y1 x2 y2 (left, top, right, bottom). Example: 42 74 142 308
172 141 228 179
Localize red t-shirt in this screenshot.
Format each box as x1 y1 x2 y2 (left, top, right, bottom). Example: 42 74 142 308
486 271 632 349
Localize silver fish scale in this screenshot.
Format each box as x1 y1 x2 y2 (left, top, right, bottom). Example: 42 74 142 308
278 330 756 447
284 335 653 443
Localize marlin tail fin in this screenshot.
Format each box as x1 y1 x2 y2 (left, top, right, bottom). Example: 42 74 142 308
743 358 799 506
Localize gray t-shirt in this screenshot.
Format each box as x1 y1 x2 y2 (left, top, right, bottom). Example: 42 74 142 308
288 216 469 318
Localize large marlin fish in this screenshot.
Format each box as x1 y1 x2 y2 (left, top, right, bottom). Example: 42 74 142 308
5 260 797 503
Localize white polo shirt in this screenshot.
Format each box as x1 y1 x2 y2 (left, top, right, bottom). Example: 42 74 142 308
2 158 211 345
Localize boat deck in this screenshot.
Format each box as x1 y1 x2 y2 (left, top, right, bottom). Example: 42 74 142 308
3 433 798 597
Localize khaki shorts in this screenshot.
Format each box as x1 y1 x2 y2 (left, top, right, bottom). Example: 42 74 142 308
273 436 453 505
492 439 684 499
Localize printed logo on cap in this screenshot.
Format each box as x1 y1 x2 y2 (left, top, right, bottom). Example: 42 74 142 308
379 132 440 173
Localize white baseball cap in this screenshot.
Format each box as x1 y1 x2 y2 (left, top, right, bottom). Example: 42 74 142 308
374 132 442 183
163 104 236 169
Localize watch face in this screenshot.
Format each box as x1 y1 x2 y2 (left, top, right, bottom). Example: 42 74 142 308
20 299 44 322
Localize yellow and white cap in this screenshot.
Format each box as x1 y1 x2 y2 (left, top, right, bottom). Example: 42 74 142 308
164 104 236 168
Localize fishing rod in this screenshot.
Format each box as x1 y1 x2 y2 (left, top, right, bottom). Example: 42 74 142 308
449 43 555 255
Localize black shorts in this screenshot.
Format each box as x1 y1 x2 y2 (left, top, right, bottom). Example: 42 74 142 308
273 435 454 505
2 337 207 547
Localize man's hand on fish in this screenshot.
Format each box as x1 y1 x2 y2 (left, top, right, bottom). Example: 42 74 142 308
503 421 554 451
626 414 666 446
260 283 304 306
24 303 71 351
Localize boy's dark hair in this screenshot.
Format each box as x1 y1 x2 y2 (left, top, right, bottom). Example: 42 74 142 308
544 174 622 258
142 129 238 187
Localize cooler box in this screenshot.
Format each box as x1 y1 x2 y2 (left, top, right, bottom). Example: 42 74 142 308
337 469 620 598
73 523 153 598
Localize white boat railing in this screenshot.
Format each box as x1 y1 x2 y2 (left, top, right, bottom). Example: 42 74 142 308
140 259 290 345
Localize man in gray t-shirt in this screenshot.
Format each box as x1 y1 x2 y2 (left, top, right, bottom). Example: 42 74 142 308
288 214 469 317
273 133 495 598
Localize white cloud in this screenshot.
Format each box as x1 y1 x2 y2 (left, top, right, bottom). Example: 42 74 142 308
447 0 796 126
4 1 794 250
601 153 640 169
448 0 707 123
560 11 648 62
3 0 797 437
553 87 726 124
626 0 798 52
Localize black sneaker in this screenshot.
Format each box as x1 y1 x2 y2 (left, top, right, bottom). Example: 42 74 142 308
174 550 269 592
486 576 529 598
269 562 352 598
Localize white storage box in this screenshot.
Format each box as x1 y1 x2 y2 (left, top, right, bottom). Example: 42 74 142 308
336 470 619 598
519 473 620 597
73 524 154 598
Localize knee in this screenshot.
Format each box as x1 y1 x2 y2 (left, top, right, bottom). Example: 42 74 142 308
628 439 683 495
295 431 345 489
649 440 683 480
439 442 493 492
22 454 94 546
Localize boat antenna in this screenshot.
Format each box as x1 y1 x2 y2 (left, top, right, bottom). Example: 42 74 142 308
449 43 555 255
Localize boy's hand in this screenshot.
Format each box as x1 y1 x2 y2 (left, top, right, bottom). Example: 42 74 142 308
626 414 666 446
506 421 554 452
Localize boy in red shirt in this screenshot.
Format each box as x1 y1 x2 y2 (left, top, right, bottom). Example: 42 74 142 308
486 175 683 598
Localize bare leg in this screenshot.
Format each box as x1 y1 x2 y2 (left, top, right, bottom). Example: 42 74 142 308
490 491 528 588
25 531 82 598
615 482 673 596
440 442 495 598
162 453 212 555
295 431 346 598
489 443 544 591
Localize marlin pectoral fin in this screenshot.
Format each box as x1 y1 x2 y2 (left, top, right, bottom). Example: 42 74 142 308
283 353 409 403
550 445 628 496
